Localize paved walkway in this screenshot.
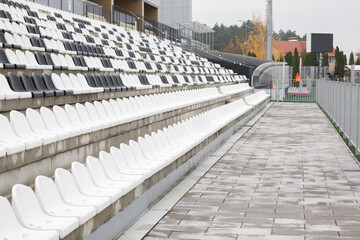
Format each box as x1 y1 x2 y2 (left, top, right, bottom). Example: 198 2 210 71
144 103 360 240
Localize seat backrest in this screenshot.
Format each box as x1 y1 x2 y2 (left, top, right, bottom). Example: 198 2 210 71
0 49 11 64
11 184 44 224
20 72 40 93
0 73 15 93
54 168 83 199
53 105 73 128
71 161 95 189
5 49 19 64
25 51 39 66
26 108 49 134
0 196 27 231
0 114 21 142
109 146 129 170
35 175 64 209
75 103 92 123
86 156 109 183
10 110 37 139
64 104 83 125
42 73 59 91
7 73 27 92
32 73 49 91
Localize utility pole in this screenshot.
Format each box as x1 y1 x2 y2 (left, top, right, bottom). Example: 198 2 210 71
266 0 272 61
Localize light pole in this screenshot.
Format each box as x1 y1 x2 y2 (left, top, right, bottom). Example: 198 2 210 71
238 20 248 56
266 0 273 60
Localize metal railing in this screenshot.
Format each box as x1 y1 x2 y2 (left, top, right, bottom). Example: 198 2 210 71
317 80 360 154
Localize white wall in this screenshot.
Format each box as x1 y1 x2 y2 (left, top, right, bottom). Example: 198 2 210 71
158 0 192 28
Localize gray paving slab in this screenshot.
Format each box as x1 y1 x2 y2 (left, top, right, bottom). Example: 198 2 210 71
144 102 360 239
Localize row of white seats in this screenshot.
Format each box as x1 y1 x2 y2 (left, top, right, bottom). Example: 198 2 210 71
0 91 269 240
0 87 224 156
220 83 253 95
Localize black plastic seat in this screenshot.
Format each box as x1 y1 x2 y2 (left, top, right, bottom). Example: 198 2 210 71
93 75 110 92
0 32 12 48
105 75 121 91
84 74 97 88
42 73 71 96
19 73 43 98
111 75 128 91
99 75 115 92
7 72 30 95
31 74 55 97
0 49 15 68
171 75 185 86
43 53 61 70
34 52 51 68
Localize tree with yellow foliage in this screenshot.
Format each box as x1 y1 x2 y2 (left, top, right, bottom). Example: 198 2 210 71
222 14 284 62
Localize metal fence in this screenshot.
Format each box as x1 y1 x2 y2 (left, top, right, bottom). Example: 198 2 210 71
317 80 360 154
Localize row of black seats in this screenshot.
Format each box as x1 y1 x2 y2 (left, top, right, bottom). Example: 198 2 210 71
6 72 72 98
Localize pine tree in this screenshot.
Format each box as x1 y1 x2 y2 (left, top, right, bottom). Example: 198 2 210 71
304 53 311 66
344 54 347 66
335 46 340 75
349 52 355 65
322 53 329 66
356 57 360 65
292 48 300 79
285 52 293 66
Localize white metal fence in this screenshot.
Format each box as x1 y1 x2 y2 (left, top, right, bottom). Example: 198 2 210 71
317 80 360 154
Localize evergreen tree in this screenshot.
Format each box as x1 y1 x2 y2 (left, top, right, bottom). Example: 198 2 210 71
356 57 360 65
349 52 355 65
335 46 340 75
344 54 347 66
322 53 329 66
340 51 345 76
292 48 300 79
285 52 293 66
304 53 311 66
310 52 318 66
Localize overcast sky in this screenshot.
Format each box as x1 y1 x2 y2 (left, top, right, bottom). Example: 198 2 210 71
193 0 360 56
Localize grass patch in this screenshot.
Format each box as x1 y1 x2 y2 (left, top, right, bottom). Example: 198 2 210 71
319 104 360 162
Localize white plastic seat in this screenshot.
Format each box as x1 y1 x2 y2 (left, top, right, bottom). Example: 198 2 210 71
35 176 96 225
86 156 135 194
54 168 110 214
10 110 56 146
26 51 53 70
12 184 79 239
0 196 59 240
26 108 70 141
71 162 124 203
53 106 88 135
64 104 101 132
244 90 270 106
39 107 77 138
0 73 30 99
120 143 160 172
75 103 108 130
98 151 144 185
110 146 152 178
85 102 115 128
0 112 41 153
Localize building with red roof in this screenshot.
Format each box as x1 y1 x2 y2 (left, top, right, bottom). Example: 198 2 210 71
275 37 306 54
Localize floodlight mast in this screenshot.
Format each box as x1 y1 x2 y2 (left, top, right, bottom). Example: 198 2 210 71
266 0 272 61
